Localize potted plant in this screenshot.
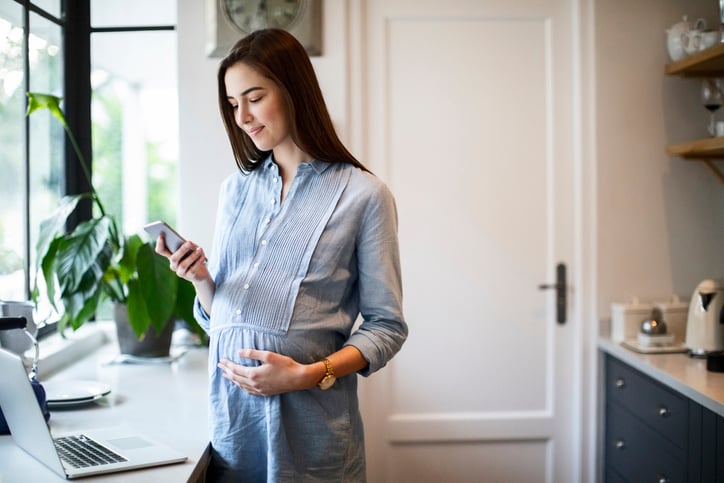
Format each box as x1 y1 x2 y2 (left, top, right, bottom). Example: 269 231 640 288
27 92 204 356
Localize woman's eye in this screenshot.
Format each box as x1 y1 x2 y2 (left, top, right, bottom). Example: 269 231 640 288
249 97 262 103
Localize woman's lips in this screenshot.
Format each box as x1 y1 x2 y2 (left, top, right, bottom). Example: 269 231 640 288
247 126 263 137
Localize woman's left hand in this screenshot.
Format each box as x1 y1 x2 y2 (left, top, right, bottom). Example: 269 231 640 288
218 349 320 396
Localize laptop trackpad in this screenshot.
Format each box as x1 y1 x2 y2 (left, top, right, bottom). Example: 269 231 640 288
106 436 153 450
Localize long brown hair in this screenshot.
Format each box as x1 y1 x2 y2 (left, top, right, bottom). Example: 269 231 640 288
217 28 368 174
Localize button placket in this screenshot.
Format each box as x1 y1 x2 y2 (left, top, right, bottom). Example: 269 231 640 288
239 160 288 314
255 167 280 247
248 209 273 293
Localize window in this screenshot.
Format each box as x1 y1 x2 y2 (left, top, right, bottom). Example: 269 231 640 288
90 1 178 319
0 2 63 314
0 0 177 328
91 29 179 233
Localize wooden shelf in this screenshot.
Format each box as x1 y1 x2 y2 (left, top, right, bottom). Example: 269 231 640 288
665 42 724 76
665 45 724 183
666 138 724 183
666 136 724 157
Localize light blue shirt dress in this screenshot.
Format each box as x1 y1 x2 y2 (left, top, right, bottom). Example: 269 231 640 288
193 155 408 482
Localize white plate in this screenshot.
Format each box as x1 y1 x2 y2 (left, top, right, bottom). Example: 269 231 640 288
42 379 111 408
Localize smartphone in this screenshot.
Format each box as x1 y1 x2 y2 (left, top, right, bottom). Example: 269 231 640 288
143 221 187 253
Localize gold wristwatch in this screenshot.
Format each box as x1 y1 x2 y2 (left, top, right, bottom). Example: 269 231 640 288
317 358 336 390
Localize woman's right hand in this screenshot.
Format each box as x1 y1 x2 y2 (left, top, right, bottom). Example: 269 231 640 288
155 234 210 284
155 234 215 315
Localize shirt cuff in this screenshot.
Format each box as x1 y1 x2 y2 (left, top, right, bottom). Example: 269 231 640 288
344 332 393 377
193 297 211 332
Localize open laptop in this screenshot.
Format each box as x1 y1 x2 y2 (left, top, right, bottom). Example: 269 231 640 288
0 348 187 479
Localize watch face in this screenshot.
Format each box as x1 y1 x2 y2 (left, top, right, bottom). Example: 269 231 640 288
223 0 304 34
318 374 336 390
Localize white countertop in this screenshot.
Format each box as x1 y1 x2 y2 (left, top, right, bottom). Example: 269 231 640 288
598 337 724 417
0 326 210 482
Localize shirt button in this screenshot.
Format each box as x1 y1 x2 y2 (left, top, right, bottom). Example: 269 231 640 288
270 199 276 205
264 218 270 225
260 240 267 246
273 177 278 183
243 283 250 290
253 262 259 268
235 309 241 315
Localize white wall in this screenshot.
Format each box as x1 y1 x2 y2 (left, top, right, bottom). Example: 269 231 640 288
595 0 724 318
176 0 350 248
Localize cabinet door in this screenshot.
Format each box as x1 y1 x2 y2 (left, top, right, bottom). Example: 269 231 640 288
686 399 724 482
604 466 627 483
606 402 685 482
605 356 688 446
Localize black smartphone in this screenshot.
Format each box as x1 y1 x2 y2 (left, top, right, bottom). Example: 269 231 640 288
143 221 187 253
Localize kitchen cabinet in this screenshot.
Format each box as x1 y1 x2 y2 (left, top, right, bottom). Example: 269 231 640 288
603 354 724 482
665 43 724 184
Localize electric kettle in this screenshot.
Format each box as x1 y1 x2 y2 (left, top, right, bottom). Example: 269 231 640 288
685 278 724 357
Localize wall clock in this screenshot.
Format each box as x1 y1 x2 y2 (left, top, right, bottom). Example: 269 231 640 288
206 0 322 57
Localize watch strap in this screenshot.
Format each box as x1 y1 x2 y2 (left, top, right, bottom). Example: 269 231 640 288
317 358 336 390
321 358 334 377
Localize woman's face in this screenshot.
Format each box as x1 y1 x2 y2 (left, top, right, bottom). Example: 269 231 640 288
224 61 291 153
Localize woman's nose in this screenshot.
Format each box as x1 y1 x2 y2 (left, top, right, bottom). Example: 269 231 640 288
235 105 251 126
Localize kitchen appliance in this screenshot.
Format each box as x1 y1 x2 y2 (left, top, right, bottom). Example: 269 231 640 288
637 318 675 348
615 296 689 354
654 296 689 344
611 298 654 343
0 316 49 434
0 300 37 354
685 279 724 357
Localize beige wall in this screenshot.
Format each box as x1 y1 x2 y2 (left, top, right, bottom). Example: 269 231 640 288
595 0 724 318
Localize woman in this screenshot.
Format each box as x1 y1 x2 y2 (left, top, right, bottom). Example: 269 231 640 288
156 29 407 482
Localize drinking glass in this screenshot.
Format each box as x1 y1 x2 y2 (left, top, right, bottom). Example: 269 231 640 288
701 79 723 136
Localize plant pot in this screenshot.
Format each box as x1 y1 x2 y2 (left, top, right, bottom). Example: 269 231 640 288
113 303 174 357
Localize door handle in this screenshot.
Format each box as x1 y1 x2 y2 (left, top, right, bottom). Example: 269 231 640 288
538 263 567 324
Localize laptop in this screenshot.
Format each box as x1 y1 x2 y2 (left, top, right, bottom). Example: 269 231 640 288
0 348 187 479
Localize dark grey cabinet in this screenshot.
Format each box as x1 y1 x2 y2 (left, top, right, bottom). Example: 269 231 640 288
604 354 724 482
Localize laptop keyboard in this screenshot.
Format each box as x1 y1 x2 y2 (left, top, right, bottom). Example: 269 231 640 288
54 434 128 468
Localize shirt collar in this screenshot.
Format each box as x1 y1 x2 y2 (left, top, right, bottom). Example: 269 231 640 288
263 154 332 175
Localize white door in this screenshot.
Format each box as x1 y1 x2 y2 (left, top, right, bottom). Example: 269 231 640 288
350 1 583 482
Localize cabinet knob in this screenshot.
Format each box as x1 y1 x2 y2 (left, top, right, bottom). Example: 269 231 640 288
615 439 625 450
658 406 670 417
615 378 625 388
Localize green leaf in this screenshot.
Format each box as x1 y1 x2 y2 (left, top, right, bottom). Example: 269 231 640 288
32 195 84 307
35 195 83 271
61 286 101 331
116 234 144 283
174 279 205 340
54 218 112 294
26 92 68 128
174 279 196 326
136 244 177 334
69 250 108 299
126 278 151 338
38 237 62 310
